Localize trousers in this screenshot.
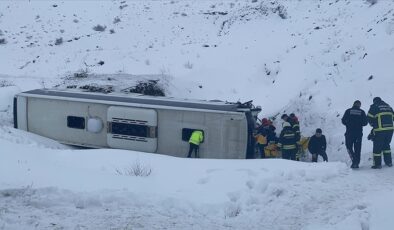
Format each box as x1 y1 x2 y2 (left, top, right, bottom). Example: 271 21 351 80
372 131 393 166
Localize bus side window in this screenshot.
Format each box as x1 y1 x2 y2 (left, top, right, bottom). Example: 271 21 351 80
67 116 86 129
182 128 204 143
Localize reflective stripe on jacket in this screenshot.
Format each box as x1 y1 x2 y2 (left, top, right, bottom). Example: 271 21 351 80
367 101 394 132
278 127 298 150
189 130 204 145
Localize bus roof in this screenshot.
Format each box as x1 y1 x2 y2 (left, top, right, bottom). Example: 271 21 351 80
20 89 246 112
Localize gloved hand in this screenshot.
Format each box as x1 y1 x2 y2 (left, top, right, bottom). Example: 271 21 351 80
367 133 374 141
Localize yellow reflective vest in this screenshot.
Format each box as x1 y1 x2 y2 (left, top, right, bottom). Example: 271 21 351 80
255 134 267 145
189 130 204 145
367 101 394 132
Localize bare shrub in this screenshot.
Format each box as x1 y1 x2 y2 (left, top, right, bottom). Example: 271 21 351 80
55 37 63 45
73 68 89 78
127 80 165 96
115 160 152 177
119 4 128 10
224 203 242 218
79 84 114 93
273 5 287 19
113 17 121 24
0 80 14 87
366 0 378 6
93 24 107 32
184 61 193 69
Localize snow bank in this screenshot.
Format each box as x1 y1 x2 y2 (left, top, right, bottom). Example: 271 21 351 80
1 137 362 229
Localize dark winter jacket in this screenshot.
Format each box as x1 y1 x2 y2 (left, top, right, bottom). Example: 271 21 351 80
278 126 297 150
257 125 278 143
284 117 301 141
291 117 301 140
341 106 368 136
367 101 394 132
308 135 327 154
292 121 301 141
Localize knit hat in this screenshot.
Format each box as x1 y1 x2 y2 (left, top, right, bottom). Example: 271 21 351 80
316 128 322 134
373 97 382 103
281 114 288 119
353 100 361 107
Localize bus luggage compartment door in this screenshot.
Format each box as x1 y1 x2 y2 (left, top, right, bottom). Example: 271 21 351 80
107 106 158 153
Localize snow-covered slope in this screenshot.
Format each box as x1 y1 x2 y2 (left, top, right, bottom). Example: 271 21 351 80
1 0 394 229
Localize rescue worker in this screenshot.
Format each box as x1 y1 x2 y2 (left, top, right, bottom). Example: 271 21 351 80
187 130 204 158
261 118 270 128
258 118 275 141
308 128 328 162
289 113 301 140
367 97 394 169
281 113 301 141
341 100 368 168
254 129 267 158
258 118 278 158
281 114 292 125
289 113 302 160
278 122 298 160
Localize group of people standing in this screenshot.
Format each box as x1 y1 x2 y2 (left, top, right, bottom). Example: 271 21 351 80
342 97 394 169
254 96 393 169
255 113 328 162
186 96 394 170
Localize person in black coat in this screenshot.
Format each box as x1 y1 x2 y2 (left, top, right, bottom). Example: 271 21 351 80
289 113 301 140
367 97 394 169
308 128 328 162
341 100 368 168
282 113 301 141
278 122 298 160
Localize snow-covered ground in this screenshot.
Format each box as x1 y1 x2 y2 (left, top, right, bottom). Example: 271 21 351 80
1 0 394 229
1 136 394 229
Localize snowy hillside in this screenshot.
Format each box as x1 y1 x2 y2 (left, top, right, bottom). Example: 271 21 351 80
1 0 394 229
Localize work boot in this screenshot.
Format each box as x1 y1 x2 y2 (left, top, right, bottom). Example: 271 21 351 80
371 165 382 169
351 164 359 169
387 163 393 167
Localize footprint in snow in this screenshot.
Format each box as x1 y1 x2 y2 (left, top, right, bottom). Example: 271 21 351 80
237 168 257 177
246 180 255 190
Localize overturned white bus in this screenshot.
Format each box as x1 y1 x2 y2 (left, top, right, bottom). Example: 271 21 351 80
13 89 261 159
